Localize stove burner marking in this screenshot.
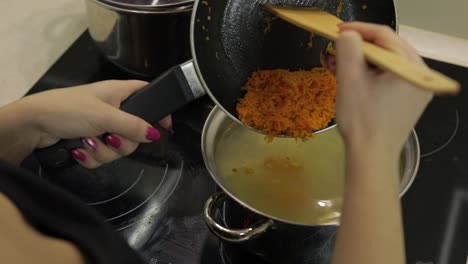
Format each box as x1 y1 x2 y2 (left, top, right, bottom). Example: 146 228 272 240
106 165 169 221
115 160 185 231
303 229 337 263
219 242 229 264
87 168 145 206
421 110 459 158
437 189 468 264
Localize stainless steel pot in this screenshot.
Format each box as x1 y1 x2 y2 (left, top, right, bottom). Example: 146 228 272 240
85 0 193 77
213 193 338 263
202 106 420 242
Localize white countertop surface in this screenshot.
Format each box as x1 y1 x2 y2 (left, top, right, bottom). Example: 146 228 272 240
0 0 87 107
396 0 468 40
1 0 468 107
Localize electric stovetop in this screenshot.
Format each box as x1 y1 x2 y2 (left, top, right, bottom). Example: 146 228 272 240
25 31 468 264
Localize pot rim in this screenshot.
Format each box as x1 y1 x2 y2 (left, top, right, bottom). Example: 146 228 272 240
90 0 193 14
202 106 420 227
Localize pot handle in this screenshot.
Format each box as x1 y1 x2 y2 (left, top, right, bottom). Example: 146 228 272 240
35 60 205 170
204 192 274 242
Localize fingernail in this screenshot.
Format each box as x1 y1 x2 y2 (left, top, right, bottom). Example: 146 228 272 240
146 127 161 141
326 55 336 65
82 137 97 151
105 134 121 149
71 149 86 162
326 57 336 71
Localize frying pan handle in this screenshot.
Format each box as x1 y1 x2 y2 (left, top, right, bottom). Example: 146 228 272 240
204 192 274 242
35 60 205 170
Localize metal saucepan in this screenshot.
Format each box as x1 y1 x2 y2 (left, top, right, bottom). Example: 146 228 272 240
36 0 397 168
202 106 419 262
215 193 338 263
85 0 194 78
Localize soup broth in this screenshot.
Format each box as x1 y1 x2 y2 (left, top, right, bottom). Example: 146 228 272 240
215 126 345 225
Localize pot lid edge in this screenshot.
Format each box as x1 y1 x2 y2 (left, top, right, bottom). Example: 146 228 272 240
95 0 194 11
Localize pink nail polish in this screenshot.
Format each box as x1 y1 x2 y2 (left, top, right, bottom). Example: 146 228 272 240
71 149 86 162
82 137 97 151
146 127 161 141
326 56 337 73
105 134 121 149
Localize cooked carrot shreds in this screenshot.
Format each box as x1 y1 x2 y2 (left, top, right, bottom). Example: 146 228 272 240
236 67 336 142
336 1 344 16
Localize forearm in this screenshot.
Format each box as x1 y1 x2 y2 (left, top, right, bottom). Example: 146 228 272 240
332 144 405 264
0 100 39 165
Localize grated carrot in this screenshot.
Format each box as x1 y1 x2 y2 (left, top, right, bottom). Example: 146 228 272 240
237 67 336 142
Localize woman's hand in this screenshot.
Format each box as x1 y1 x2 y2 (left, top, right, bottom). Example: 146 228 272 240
331 22 433 264
0 80 171 168
335 22 433 159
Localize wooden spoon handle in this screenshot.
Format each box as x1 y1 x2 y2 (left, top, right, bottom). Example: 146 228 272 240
362 43 457 93
264 5 460 94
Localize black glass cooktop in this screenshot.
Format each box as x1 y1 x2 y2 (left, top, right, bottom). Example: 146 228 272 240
25 31 468 264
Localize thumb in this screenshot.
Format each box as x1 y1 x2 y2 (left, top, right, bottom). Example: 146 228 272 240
91 80 149 106
100 104 159 143
336 31 367 85
116 80 149 101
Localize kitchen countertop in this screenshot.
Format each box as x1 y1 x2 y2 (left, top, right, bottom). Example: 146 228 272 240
0 0 87 107
1 0 468 107
396 0 468 40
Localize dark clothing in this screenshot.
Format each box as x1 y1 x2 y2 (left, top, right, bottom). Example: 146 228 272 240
0 160 143 264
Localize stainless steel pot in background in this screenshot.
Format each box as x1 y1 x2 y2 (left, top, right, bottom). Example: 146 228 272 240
85 0 193 78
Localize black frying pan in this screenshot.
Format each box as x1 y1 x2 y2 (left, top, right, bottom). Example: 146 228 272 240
36 0 397 169
193 0 396 121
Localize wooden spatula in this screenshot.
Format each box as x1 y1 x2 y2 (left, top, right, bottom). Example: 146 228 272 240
263 5 460 94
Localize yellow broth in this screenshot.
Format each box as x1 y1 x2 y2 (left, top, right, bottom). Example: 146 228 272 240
215 126 345 225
